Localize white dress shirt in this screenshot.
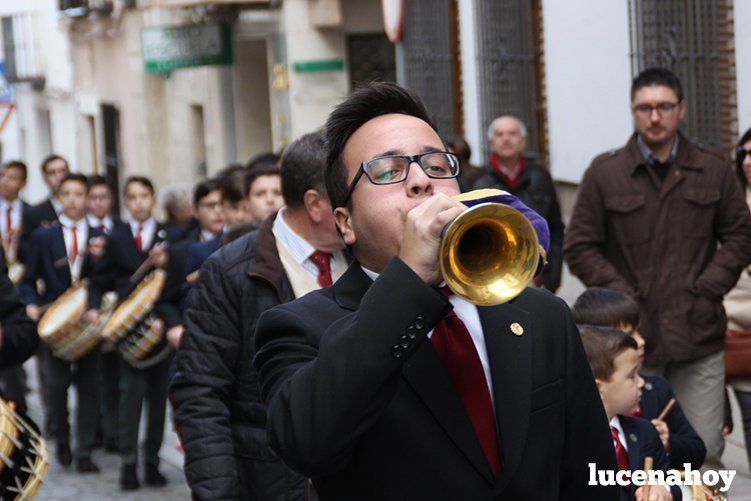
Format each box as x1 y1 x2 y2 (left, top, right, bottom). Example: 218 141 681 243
0 198 22 255
129 218 157 251
87 213 114 234
200 228 219 242
361 266 495 405
50 197 62 216
609 415 629 452
272 207 346 283
59 214 88 281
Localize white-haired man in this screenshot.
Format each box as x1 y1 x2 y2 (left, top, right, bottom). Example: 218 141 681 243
472 115 564 292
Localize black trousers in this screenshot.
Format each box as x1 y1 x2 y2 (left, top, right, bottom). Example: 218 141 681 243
99 348 120 445
44 348 100 459
0 365 27 414
118 353 171 466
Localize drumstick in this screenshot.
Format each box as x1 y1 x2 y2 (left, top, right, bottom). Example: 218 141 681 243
657 398 677 421
129 241 169 284
642 456 654 500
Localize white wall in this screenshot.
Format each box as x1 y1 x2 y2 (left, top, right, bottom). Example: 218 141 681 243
736 0 751 136
543 0 633 183
458 0 482 167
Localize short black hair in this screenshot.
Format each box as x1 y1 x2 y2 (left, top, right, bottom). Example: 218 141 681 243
59 172 89 192
631 67 684 102
572 287 641 330
193 178 222 206
736 128 751 190
246 152 279 170
324 82 437 209
124 176 155 196
280 131 327 209
2 160 27 181
40 154 69 175
87 174 112 192
245 162 280 199
578 324 638 381
217 164 246 204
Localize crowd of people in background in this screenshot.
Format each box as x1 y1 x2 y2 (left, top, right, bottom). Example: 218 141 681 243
0 67 748 500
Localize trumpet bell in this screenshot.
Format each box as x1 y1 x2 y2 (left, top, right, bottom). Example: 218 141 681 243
440 202 540 306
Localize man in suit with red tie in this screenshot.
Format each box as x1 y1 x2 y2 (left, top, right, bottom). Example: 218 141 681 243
20 173 105 473
170 131 347 500
252 83 619 500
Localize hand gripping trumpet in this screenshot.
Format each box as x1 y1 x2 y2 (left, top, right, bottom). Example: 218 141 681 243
440 189 550 306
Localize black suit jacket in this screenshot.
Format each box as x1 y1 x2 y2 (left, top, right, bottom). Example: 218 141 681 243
640 375 706 469
0 248 38 370
254 258 619 500
88 222 182 325
20 223 104 306
27 199 58 230
620 415 682 500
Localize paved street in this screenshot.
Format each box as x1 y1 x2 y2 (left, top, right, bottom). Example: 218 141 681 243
22 358 190 500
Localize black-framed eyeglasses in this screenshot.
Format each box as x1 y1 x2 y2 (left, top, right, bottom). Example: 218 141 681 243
341 151 461 206
632 102 680 117
738 146 751 161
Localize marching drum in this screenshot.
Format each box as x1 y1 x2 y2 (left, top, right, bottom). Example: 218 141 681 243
102 270 172 369
0 399 48 500
36 281 108 362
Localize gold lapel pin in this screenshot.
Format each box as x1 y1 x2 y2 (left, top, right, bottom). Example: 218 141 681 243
510 323 524 336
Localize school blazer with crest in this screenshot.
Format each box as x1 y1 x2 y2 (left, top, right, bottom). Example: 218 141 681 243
254 258 620 500
20 222 105 306
87 222 182 321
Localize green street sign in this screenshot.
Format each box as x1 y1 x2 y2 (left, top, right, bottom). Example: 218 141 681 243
141 23 232 73
292 59 345 74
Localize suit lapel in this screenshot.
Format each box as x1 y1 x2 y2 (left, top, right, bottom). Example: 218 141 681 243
403 343 496 484
50 226 72 285
332 263 495 483
622 418 643 472
482 302 533 494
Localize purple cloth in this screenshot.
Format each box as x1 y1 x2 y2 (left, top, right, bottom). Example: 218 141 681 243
456 190 550 276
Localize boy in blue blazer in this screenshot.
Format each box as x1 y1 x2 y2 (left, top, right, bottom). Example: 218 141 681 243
573 287 706 470
580 324 680 501
20 173 105 473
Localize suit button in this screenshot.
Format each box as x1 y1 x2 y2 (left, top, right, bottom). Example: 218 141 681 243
407 326 418 339
400 335 409 348
414 316 425 329
392 345 403 359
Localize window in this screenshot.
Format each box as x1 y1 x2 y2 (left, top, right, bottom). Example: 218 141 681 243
629 0 737 150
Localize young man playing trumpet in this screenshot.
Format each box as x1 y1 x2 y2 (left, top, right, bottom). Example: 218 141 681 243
86 176 181 490
20 173 105 473
253 83 619 500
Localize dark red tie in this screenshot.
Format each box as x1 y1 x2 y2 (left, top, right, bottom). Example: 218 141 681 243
135 225 143 252
69 226 79 262
611 426 630 471
431 286 501 478
309 251 333 287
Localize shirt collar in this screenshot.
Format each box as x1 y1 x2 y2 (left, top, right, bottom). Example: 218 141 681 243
637 133 679 165
87 213 112 229
200 228 219 242
130 217 155 234
59 213 87 230
50 197 62 215
361 266 379 281
272 207 316 265
0 198 20 211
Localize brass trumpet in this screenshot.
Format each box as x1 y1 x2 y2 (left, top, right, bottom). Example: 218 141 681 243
439 190 542 306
